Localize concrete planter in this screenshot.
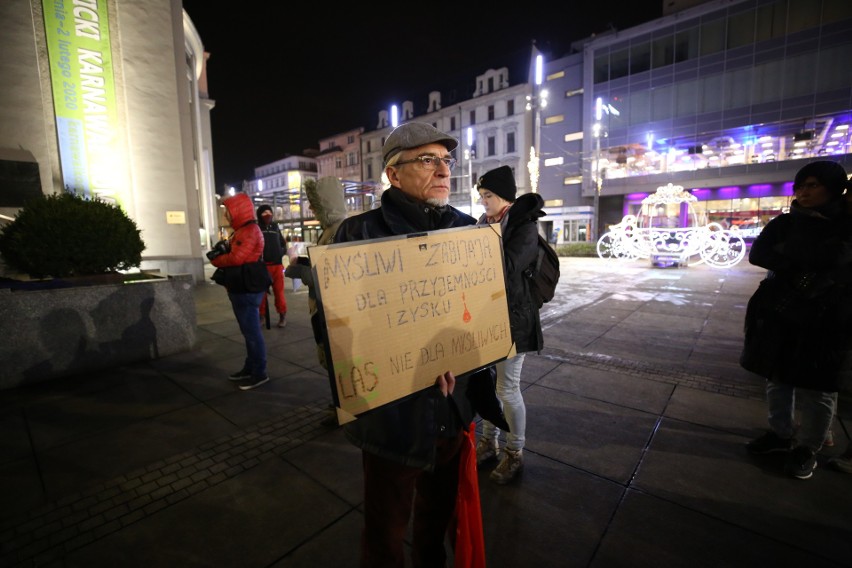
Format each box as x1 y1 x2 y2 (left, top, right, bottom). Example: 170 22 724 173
0 273 197 390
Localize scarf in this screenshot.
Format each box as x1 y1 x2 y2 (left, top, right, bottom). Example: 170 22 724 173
485 204 511 225
385 187 454 232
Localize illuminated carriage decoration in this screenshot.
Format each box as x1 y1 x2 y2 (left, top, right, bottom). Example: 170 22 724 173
596 183 747 268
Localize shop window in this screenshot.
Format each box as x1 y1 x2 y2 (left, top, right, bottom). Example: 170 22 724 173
563 219 588 243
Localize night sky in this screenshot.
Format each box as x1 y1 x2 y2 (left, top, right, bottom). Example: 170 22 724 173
181 1 664 190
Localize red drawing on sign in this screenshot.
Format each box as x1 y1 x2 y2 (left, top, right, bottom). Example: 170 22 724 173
462 293 472 323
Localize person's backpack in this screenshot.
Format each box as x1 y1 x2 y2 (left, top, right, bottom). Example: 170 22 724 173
526 235 560 308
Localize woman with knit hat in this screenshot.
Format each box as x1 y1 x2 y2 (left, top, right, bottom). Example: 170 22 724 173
474 165 545 484
741 160 852 479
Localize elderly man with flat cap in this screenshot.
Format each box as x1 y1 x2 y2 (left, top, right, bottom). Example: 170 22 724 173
332 122 506 567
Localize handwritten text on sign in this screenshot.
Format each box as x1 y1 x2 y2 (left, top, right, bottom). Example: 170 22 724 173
309 225 512 420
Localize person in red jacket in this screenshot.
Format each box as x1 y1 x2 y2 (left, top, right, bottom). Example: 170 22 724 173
209 192 269 390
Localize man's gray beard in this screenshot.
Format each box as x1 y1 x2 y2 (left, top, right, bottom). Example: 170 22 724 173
426 197 450 207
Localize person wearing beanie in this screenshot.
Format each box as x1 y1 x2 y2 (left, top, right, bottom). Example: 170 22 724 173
742 160 852 479
478 165 517 204
330 122 506 567
256 204 288 328
474 165 545 484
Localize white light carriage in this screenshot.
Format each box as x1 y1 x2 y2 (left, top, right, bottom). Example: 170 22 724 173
596 183 747 268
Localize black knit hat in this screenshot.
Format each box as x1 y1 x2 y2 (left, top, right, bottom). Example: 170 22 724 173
794 160 850 197
256 204 273 217
477 166 517 202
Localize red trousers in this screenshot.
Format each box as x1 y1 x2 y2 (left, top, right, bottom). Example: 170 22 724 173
360 433 464 568
259 263 286 316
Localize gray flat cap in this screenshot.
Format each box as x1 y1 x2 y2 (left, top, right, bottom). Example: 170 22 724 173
383 122 458 165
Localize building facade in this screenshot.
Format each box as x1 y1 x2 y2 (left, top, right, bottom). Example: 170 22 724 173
538 0 852 242
242 154 318 242
216 0 852 252
360 67 534 218
0 0 218 282
316 127 363 182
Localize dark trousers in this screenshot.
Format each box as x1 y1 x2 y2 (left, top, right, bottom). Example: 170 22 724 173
360 433 464 568
227 290 266 376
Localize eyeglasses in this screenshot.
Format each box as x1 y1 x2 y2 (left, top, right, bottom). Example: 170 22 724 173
394 155 457 171
795 182 823 191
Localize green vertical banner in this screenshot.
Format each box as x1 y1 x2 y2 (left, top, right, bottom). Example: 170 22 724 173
42 0 125 205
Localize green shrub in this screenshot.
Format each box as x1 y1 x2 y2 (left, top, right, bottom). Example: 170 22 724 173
555 242 598 257
0 192 145 278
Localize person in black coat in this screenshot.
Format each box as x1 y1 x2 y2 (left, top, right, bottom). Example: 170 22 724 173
741 160 852 479
256 204 288 328
474 165 545 484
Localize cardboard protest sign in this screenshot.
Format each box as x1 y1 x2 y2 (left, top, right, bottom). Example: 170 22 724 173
309 224 513 424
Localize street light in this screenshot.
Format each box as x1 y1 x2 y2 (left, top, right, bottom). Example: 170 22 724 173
592 121 602 241
526 53 548 194
591 97 619 240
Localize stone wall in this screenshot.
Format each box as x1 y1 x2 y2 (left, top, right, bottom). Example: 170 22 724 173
0 274 197 390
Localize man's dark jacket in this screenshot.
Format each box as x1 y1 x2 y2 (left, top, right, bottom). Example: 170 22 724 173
256 205 286 265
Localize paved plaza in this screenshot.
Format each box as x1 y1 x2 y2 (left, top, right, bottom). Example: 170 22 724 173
1 256 850 567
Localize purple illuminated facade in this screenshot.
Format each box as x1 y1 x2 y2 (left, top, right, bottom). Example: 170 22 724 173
536 0 852 243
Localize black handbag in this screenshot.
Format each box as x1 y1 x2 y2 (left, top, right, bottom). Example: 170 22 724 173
211 267 227 286
211 258 270 293
238 260 272 293
466 366 510 432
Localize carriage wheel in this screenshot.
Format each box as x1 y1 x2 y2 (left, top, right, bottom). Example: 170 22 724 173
699 231 746 268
